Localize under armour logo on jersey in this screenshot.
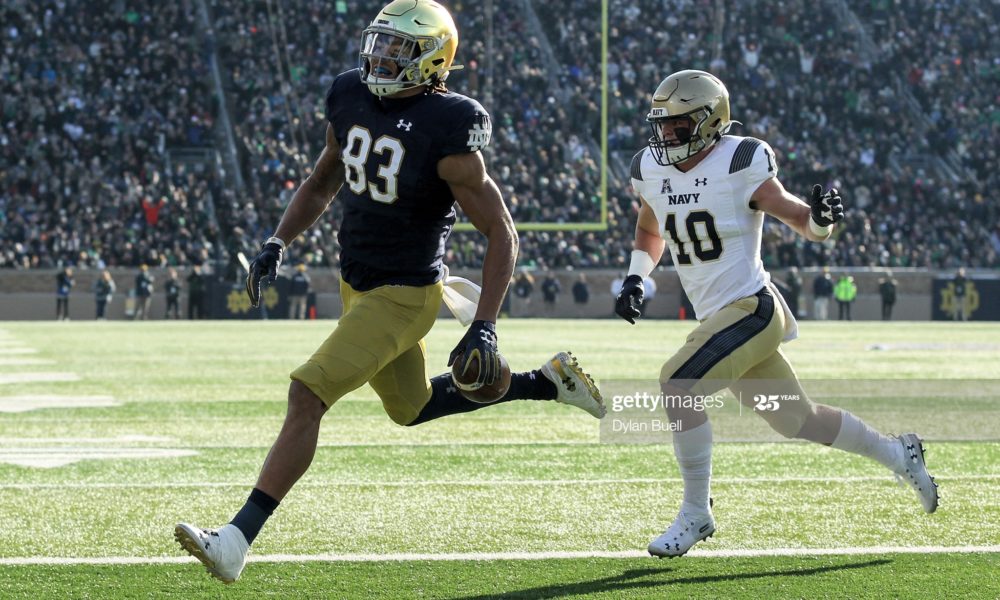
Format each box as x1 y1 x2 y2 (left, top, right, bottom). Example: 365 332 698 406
694 178 708 186
397 119 413 131
660 178 673 194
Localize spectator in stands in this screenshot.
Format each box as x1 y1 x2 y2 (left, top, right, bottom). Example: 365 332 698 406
94 270 116 320
834 275 857 321
165 269 182 319
541 271 561 315
879 272 897 321
288 264 311 320
134 265 155 320
952 268 968 321
514 271 535 309
641 276 657 318
187 265 207 320
785 267 803 318
55 267 74 321
813 268 833 320
572 273 590 307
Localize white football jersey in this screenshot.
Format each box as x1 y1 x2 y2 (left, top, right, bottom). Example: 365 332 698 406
630 135 797 339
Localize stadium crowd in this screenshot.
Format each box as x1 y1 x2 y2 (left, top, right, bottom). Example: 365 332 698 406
2 0 997 272
1 0 222 270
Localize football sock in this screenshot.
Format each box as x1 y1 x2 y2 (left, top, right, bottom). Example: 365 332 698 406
831 409 903 472
673 420 713 511
230 488 280 545
407 371 556 426
502 369 558 401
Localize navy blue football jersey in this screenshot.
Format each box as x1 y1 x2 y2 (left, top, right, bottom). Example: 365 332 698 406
326 69 492 291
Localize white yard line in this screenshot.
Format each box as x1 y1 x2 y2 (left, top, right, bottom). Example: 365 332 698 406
0 359 55 366
0 395 118 413
0 372 79 384
0 474 997 490
1 546 998 566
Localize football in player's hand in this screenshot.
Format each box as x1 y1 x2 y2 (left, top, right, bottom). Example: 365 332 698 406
450 351 512 404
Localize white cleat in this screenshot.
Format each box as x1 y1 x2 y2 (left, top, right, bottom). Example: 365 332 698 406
894 433 939 513
541 351 605 418
174 523 250 583
648 502 716 559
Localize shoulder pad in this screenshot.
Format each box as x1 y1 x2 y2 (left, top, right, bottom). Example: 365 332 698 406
729 138 762 174
630 149 645 181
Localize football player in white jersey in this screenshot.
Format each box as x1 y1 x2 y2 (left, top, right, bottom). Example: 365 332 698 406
617 70 938 558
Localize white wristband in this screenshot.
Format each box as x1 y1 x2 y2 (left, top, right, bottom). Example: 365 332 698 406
808 218 833 238
627 250 656 279
265 236 287 252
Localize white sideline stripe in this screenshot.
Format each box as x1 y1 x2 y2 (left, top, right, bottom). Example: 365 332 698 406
0 359 55 366
0 348 38 355
0 372 79 384
2 546 999 566
1 474 997 490
0 395 118 413
0 448 196 468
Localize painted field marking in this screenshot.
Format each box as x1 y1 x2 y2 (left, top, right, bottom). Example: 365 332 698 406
0 474 996 490
0 359 56 366
1 545 998 566
0 348 38 355
0 447 196 468
0 395 118 413
0 435 171 444
0 373 79 385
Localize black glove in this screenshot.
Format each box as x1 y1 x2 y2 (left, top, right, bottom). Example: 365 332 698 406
615 274 645 325
245 242 283 307
809 184 845 227
448 320 500 388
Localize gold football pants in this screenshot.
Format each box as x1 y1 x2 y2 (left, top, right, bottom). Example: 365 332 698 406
661 287 814 437
290 280 443 425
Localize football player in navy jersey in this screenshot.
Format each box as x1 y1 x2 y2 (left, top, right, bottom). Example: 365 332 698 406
174 0 604 583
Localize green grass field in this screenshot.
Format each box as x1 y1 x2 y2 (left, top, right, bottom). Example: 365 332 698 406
1 319 998 598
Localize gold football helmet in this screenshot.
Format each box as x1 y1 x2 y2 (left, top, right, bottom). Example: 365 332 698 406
359 0 461 97
646 70 735 166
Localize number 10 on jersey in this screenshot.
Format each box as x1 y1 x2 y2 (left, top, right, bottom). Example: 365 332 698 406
665 210 723 265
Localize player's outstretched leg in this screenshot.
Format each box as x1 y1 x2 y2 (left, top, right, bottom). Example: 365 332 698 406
648 415 715 558
407 351 604 425
792 404 939 513
175 381 328 582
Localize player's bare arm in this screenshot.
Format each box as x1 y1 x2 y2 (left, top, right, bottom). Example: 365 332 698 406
750 178 844 242
245 124 347 306
273 124 346 244
439 150 517 322
635 197 666 262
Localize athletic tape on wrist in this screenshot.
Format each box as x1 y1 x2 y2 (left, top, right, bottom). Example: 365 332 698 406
808 218 833 238
627 250 656 279
265 236 287 252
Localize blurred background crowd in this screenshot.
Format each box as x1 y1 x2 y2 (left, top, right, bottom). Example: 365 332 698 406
2 0 998 273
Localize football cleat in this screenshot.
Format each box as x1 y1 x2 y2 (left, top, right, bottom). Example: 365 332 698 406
541 351 606 418
648 502 715 559
894 433 939 513
174 523 250 583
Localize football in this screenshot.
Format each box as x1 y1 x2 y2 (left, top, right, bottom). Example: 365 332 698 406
451 351 512 403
